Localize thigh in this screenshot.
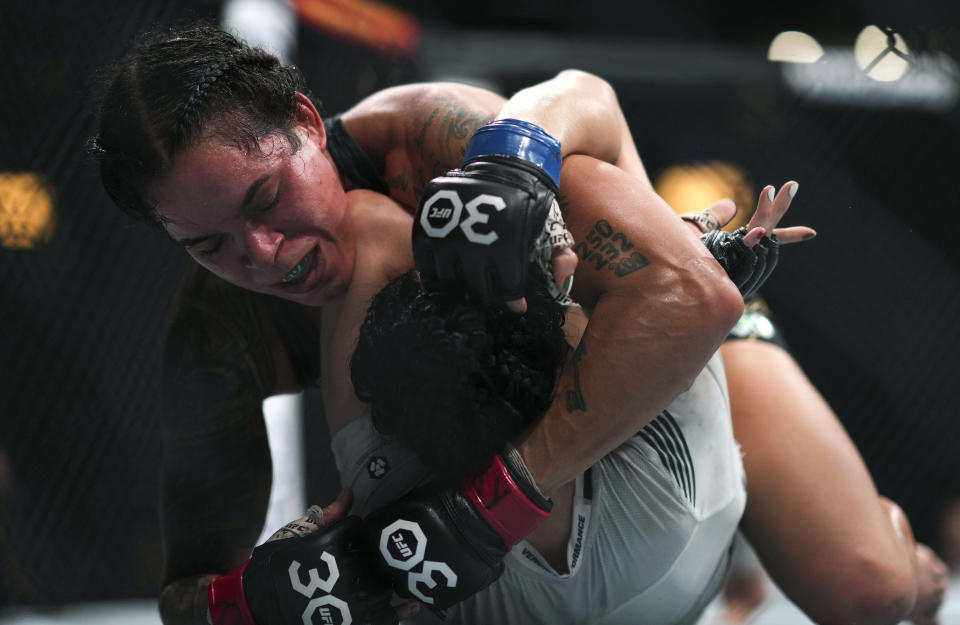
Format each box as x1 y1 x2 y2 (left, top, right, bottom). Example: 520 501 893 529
721 339 910 615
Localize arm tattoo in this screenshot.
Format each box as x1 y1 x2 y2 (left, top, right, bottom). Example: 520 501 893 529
572 219 650 276
412 95 492 200
564 340 588 413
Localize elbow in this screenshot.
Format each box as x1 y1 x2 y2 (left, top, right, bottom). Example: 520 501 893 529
556 69 617 105
715 275 745 330
808 554 917 625
695 263 744 341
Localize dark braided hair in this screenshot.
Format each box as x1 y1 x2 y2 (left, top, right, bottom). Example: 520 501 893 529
351 269 569 487
89 22 321 227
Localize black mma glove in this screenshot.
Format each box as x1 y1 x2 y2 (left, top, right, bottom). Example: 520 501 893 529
364 449 551 610
413 118 562 302
208 516 395 625
702 227 780 299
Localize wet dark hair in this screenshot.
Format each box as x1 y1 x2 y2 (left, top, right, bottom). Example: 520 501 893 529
351 270 569 487
89 22 321 226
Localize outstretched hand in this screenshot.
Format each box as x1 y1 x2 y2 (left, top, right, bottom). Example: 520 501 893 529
680 181 816 245
679 181 815 298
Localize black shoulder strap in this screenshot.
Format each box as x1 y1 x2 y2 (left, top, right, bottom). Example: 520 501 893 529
324 114 390 195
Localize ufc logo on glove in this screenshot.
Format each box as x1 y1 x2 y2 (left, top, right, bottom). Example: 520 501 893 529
419 189 506 245
411 119 562 301
379 520 458 604
288 555 352 625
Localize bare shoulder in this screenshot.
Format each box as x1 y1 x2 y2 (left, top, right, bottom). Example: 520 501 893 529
345 82 505 126
342 82 507 204
346 189 415 282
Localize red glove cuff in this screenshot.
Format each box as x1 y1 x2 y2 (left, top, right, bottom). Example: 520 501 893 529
463 455 550 546
208 560 256 625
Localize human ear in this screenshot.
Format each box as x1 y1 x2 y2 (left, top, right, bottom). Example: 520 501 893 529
293 92 326 150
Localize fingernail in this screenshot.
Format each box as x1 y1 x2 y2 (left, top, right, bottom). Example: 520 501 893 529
766 187 775 202
561 274 574 296
788 183 799 198
506 299 527 314
803 231 817 240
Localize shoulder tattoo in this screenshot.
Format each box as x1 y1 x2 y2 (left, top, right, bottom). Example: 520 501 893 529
412 95 492 199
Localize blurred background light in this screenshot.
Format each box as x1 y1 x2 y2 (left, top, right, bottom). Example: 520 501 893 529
768 31 824 63
855 25 910 82
293 0 419 54
853 26 910 82
782 48 958 110
655 161 754 231
222 0 297 64
0 172 55 250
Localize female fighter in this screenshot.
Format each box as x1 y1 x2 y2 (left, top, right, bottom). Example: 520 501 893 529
90 23 943 625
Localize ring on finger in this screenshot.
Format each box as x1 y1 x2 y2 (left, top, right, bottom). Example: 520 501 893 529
681 210 720 233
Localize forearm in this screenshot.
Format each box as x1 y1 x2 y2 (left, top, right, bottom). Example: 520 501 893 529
520 267 739 492
496 70 647 182
518 157 743 492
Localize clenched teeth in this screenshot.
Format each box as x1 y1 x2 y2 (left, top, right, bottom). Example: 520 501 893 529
280 254 311 283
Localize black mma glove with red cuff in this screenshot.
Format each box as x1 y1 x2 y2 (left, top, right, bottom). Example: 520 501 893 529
701 227 780 299
364 449 551 610
208 516 395 625
413 118 562 302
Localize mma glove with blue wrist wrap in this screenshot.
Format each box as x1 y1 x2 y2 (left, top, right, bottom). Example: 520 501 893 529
413 119 562 302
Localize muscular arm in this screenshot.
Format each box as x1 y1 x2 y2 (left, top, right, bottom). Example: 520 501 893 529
518 156 743 493
494 69 649 185
157 270 281 625
342 70 646 208
347 80 742 494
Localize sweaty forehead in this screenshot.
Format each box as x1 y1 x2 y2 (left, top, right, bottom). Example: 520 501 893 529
150 136 287 229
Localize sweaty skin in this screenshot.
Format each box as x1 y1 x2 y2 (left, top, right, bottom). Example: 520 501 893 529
154 72 747 625
152 69 942 625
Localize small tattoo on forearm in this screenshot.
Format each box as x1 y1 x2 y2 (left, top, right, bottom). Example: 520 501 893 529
565 341 587 412
572 219 650 276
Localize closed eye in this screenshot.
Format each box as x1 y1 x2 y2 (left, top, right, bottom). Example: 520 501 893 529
255 188 282 215
193 235 224 257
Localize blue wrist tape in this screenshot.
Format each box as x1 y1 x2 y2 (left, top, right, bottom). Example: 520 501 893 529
462 118 562 187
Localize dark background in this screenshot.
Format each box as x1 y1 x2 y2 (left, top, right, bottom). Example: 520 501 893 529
1 0 958 606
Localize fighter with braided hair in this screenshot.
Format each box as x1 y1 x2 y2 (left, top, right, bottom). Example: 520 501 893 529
90 22 944 625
